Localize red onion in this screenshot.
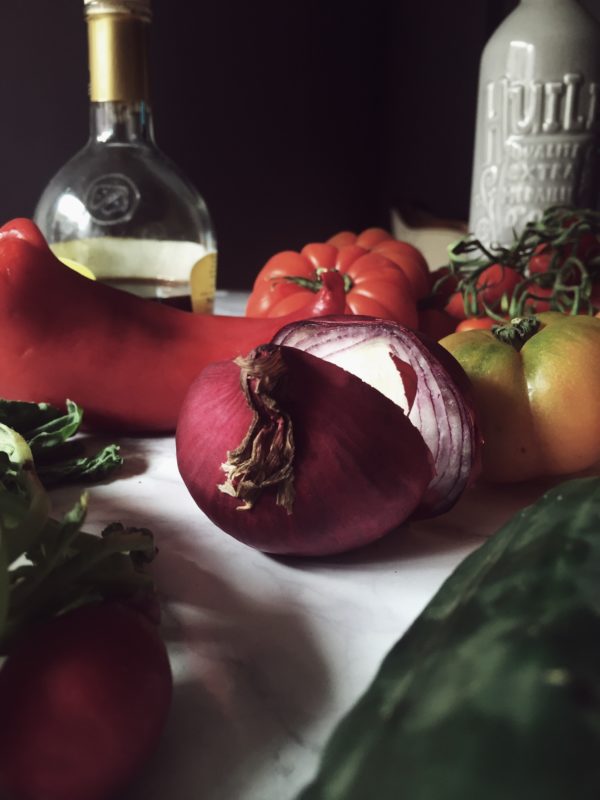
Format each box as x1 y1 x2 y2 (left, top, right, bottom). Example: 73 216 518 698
272 316 480 517
176 344 433 557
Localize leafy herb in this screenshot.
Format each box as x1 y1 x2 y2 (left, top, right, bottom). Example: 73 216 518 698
0 399 122 487
0 425 154 654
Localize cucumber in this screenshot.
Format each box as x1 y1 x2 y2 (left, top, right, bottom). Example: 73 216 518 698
298 476 600 800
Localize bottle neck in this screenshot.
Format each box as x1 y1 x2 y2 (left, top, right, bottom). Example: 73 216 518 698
86 10 153 143
89 100 155 144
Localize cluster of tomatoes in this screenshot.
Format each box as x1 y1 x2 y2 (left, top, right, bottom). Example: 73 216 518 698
429 206 600 334
245 206 600 340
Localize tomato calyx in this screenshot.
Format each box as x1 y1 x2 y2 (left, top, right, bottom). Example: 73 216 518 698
282 268 353 294
491 316 542 351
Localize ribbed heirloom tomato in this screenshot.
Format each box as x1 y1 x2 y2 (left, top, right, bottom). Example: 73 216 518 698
246 229 430 328
440 313 600 483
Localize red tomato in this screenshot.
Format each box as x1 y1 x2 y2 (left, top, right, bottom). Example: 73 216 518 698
574 231 600 261
445 291 468 320
328 228 431 300
455 317 499 332
247 238 419 327
246 279 303 317
528 243 554 274
445 264 522 320
523 284 554 313
529 231 600 277
0 603 173 800
475 264 522 308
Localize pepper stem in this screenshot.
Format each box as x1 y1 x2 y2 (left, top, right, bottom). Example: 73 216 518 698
492 316 541 350
218 346 295 513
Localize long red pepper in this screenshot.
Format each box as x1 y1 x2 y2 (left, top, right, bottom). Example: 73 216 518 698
0 219 346 432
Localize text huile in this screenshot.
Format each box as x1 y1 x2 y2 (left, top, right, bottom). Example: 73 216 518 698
484 72 600 207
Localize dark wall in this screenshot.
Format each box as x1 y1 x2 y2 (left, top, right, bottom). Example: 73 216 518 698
2 0 519 289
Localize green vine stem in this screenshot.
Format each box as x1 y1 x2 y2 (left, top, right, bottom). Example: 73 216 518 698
446 205 600 320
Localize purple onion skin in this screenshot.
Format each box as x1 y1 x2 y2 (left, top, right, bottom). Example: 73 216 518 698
273 316 481 518
176 345 433 557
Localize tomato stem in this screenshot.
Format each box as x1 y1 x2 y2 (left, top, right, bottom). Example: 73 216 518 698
284 269 353 294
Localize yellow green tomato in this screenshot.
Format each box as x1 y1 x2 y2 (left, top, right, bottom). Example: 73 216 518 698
440 313 600 483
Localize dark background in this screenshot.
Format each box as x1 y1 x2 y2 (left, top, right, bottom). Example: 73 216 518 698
4 0 598 289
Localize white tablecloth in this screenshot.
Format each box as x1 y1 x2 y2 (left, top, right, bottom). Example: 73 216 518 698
49 292 563 800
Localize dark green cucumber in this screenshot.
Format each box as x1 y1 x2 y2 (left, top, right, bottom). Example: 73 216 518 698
298 476 600 800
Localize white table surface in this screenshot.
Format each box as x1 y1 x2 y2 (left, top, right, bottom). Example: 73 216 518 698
48 292 567 800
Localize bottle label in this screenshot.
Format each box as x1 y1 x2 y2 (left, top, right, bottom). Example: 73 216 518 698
471 72 600 244
85 173 141 225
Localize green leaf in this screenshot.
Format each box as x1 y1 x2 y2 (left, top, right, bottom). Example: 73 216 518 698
0 424 50 564
36 444 124 487
0 399 64 438
0 398 122 488
25 399 83 455
1 497 157 654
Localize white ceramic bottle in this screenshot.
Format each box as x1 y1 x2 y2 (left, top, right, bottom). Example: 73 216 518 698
34 0 217 310
468 0 600 246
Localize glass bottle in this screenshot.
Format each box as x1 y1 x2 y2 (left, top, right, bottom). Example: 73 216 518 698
34 0 217 311
468 0 600 247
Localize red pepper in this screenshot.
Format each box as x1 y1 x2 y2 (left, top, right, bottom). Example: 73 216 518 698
0 219 346 433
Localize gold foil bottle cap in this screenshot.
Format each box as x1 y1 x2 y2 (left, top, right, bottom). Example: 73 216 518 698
84 0 152 22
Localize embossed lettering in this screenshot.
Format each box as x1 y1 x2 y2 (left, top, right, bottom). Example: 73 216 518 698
508 81 543 135
542 82 566 133
473 71 600 245
563 73 585 131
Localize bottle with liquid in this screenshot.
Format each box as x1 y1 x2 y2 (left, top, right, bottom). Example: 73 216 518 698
34 0 216 311
468 0 600 247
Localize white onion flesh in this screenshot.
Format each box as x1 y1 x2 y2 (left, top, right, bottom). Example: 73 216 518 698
325 338 412 415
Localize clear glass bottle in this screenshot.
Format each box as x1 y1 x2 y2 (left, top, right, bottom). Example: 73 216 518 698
34 0 217 310
468 0 600 247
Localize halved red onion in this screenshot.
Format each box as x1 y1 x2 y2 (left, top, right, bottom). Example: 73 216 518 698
272 316 480 517
176 344 434 557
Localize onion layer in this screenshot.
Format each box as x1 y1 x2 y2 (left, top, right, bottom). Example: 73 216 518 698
272 316 480 517
176 344 433 557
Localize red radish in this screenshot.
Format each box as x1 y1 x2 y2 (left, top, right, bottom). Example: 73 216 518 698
272 316 480 517
0 602 172 800
176 344 434 557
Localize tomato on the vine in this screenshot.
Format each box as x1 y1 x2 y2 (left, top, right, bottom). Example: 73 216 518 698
475 264 522 308
444 264 522 320
528 243 554 274
445 291 468 320
247 231 426 328
455 317 499 333
523 284 553 313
